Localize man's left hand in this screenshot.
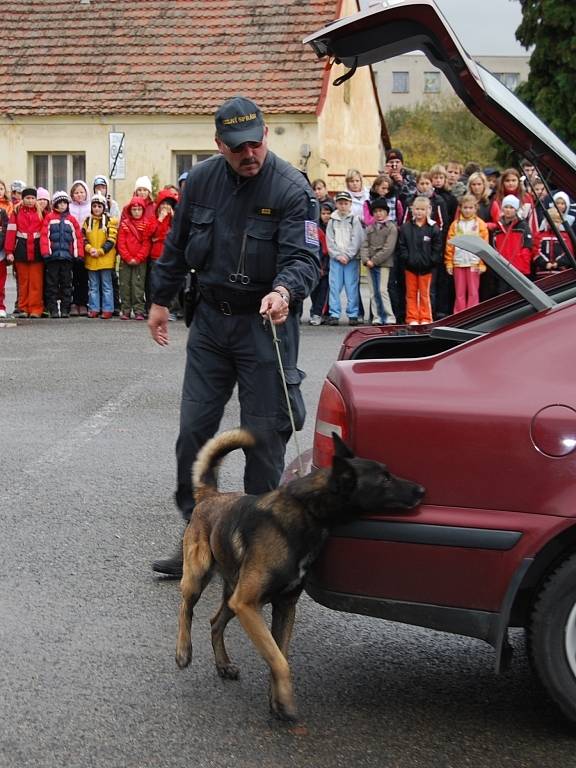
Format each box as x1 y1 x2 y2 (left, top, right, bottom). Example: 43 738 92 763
260 291 289 325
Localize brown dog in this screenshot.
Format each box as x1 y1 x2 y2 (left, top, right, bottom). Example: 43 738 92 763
175 428 425 722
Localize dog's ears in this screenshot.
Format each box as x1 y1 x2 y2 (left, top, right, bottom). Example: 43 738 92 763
332 432 354 459
329 455 357 497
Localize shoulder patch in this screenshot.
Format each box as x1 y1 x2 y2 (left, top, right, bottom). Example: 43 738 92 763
305 220 319 246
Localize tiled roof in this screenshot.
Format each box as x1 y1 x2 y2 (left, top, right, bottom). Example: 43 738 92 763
1 0 338 116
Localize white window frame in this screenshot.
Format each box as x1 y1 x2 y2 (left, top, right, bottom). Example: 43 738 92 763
31 152 86 192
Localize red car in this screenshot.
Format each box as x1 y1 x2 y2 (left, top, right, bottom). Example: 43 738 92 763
291 0 576 723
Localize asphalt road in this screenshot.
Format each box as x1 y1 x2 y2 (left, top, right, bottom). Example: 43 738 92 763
1 274 575 767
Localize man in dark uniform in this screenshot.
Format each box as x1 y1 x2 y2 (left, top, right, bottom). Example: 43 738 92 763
148 95 320 577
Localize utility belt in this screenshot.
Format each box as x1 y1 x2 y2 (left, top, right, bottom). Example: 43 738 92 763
198 285 268 316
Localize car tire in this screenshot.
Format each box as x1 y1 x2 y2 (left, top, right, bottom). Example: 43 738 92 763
528 552 576 723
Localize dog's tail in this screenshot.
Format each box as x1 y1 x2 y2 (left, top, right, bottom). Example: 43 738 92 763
192 428 257 503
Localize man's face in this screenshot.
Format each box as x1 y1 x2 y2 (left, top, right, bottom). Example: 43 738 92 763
522 163 536 180
386 158 403 178
216 126 269 177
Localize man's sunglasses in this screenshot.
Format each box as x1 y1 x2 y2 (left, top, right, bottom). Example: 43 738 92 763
227 141 263 154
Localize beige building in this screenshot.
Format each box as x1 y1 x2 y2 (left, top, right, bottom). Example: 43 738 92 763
0 0 384 204
375 53 530 110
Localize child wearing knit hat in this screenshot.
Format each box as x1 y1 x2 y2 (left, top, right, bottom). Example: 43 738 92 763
36 187 51 214
132 175 155 219
40 192 84 318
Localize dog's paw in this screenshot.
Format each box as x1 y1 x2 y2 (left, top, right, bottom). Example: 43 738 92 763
216 663 240 680
269 695 299 723
175 645 192 668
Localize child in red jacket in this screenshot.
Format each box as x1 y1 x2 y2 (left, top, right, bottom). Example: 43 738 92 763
492 194 534 294
117 197 151 320
4 187 45 318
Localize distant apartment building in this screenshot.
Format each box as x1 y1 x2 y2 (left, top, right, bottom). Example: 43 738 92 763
374 54 530 110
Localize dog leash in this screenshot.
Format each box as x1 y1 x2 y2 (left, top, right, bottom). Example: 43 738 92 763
267 313 305 477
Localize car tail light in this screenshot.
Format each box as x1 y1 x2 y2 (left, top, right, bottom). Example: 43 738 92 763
312 379 349 468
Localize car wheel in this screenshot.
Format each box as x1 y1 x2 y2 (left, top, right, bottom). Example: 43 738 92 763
528 552 576 723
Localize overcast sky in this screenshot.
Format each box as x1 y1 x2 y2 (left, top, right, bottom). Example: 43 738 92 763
359 0 527 56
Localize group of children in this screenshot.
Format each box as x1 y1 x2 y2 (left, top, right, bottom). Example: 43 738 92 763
311 156 575 326
0 175 179 320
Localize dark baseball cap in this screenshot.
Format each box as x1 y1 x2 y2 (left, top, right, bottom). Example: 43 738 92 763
334 190 353 202
215 96 265 149
386 148 404 162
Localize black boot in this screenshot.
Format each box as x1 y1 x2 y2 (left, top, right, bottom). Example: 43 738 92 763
152 541 183 578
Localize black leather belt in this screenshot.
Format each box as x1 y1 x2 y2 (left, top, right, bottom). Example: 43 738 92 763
199 286 266 315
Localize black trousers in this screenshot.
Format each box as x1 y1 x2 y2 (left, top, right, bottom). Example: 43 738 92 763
45 260 73 312
175 300 305 521
72 259 89 307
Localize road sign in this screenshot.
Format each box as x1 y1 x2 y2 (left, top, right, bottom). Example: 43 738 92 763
109 132 126 180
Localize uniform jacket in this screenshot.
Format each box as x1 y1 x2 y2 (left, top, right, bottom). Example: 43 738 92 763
492 217 534 276
398 219 443 275
151 151 320 306
82 213 118 270
117 199 151 265
326 210 364 263
40 211 83 262
5 204 44 262
147 189 178 260
360 220 398 268
444 215 489 271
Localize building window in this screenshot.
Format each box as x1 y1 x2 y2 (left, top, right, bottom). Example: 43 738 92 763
424 71 441 93
494 72 520 91
392 71 409 93
32 153 85 192
174 151 216 179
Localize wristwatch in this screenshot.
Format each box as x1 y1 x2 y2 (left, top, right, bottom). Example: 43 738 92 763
273 287 290 304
